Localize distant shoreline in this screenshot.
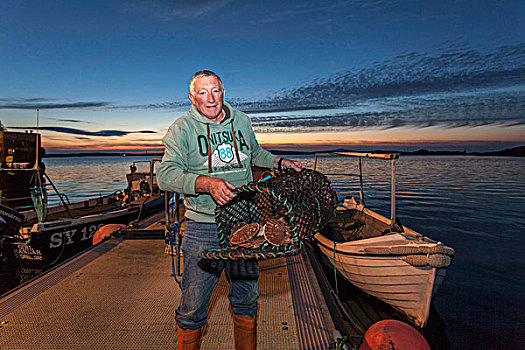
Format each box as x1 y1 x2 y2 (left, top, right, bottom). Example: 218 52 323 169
44 145 524 158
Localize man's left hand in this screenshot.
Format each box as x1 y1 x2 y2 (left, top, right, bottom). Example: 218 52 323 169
274 157 306 172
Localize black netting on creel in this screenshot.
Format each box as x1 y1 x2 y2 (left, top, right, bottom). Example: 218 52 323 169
198 168 338 260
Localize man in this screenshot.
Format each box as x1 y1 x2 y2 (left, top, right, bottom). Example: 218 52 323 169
157 70 304 350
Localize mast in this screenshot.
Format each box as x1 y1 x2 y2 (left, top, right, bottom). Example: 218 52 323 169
35 109 40 169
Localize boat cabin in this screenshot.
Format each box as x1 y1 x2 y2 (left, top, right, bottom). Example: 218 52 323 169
0 127 45 211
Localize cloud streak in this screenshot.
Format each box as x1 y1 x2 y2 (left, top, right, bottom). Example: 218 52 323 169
123 0 234 20
103 42 524 133
257 0 397 24
245 43 524 110
247 87 524 132
0 98 110 110
7 42 521 135
232 42 525 131
50 118 92 124
109 100 189 111
10 126 156 137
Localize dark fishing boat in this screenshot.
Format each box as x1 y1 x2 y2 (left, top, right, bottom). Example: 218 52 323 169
0 124 164 265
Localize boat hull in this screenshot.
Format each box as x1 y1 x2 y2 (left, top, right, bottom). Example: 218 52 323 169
2 196 164 265
316 233 446 328
314 205 452 328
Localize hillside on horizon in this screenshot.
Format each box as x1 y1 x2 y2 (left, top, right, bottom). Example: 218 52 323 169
44 145 525 158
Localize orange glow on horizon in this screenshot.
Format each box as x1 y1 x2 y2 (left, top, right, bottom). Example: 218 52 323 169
256 124 525 147
41 134 164 152
39 124 524 152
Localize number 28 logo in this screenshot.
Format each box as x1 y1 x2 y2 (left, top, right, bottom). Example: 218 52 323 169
217 143 234 163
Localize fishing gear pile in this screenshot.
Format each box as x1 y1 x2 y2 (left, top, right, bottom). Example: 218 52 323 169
198 168 338 260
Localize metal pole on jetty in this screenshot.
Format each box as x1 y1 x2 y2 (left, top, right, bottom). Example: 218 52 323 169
358 157 365 207
391 157 396 225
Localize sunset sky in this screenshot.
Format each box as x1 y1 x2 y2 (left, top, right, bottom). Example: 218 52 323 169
1 0 523 153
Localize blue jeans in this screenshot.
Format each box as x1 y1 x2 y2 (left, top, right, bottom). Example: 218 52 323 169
176 220 259 330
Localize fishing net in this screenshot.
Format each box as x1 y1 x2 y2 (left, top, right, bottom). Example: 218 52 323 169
198 168 338 260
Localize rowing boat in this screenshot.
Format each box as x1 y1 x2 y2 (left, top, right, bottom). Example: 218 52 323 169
313 152 454 328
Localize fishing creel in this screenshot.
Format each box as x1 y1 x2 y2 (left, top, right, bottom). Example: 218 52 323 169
198 168 338 260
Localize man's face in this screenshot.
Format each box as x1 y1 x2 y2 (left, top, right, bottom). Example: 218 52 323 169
189 75 224 121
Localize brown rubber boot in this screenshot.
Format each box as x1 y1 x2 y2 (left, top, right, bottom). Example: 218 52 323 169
176 324 203 350
233 313 257 350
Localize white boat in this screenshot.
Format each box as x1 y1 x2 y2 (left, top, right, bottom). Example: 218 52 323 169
313 152 454 328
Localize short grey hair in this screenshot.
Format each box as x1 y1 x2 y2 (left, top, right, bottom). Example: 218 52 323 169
189 70 224 96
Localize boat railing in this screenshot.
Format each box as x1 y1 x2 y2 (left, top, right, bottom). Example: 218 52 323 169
42 185 71 205
5 183 72 206
313 151 400 228
40 171 73 218
128 158 163 194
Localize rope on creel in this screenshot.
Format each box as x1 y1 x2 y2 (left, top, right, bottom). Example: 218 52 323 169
198 168 338 260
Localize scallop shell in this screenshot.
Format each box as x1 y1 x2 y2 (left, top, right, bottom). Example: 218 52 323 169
237 235 266 249
262 218 289 246
230 222 260 245
231 221 247 233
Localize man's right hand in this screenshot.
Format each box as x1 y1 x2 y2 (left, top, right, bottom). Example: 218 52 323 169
195 176 237 205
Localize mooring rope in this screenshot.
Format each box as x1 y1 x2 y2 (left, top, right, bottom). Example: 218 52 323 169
167 220 183 289
333 240 339 298
329 336 358 350
47 232 67 267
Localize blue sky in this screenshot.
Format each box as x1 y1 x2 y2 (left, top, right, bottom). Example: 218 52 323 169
0 0 524 153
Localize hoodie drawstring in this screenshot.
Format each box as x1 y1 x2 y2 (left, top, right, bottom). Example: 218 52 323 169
206 107 243 173
231 121 243 169
206 124 212 173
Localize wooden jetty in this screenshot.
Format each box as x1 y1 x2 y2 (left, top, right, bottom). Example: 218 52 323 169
0 221 337 349
0 211 449 349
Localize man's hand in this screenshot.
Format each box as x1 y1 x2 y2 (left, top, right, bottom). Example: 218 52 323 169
273 157 306 172
195 176 237 205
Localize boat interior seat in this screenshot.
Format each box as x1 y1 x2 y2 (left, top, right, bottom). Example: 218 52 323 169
324 208 395 241
322 219 366 242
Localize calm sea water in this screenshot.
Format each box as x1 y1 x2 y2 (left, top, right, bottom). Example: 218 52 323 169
6 155 525 349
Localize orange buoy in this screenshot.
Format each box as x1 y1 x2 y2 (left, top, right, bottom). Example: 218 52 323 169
92 224 127 245
359 319 430 350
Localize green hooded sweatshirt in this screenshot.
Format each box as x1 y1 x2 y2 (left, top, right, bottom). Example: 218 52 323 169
157 101 276 223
